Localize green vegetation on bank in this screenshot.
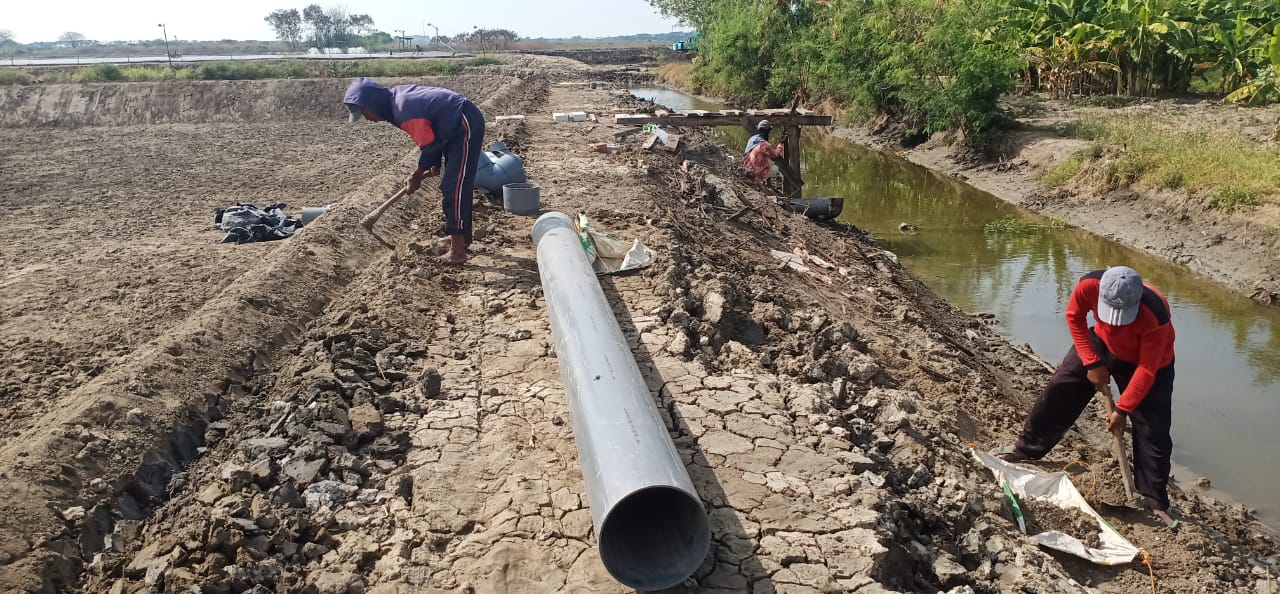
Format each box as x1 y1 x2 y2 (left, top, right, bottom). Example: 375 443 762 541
0 57 502 85
1050 115 1280 213
984 216 1070 234
649 0 1280 143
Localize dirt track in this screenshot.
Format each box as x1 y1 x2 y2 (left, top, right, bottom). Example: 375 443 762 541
1 55 1277 594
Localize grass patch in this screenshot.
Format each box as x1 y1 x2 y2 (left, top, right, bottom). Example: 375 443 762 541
984 216 1068 234
1043 144 1102 187
656 62 694 87
0 68 34 84
1059 115 1280 208
1209 188 1262 213
78 63 124 82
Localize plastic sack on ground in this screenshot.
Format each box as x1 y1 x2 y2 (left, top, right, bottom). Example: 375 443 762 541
573 214 655 275
972 448 1141 566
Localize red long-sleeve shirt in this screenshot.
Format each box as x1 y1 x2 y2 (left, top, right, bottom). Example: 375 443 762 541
1066 270 1176 413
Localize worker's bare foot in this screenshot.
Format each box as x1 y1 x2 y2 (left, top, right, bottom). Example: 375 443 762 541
438 235 468 265
439 250 468 265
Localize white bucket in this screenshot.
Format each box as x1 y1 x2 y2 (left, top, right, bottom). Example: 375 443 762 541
503 183 541 216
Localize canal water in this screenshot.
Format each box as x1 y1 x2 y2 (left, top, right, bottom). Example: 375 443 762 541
630 87 1280 526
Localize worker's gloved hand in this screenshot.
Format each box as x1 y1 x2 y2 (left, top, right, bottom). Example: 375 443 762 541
1087 366 1112 397
1106 410 1126 435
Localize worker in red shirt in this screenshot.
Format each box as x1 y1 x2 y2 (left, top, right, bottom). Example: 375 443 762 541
996 266 1177 525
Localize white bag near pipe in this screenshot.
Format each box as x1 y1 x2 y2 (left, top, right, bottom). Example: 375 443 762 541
972 448 1141 565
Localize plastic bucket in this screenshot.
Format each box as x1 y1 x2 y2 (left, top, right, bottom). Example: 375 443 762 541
784 197 844 221
503 183 541 215
475 150 528 196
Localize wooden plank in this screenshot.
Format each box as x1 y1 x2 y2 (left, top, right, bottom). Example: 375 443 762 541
783 126 803 199
613 113 832 128
749 108 793 116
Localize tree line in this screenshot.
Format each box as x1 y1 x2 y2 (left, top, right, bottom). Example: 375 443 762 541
264 5 375 49
650 0 1280 143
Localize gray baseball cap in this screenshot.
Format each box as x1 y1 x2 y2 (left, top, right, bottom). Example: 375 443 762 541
1098 266 1143 326
756 119 772 131
346 104 363 123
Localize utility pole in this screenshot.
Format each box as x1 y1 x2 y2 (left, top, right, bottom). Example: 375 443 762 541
426 22 458 56
157 23 172 65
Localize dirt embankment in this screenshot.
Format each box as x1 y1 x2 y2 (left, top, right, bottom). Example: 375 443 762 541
0 54 1276 594
0 76 521 128
516 47 657 66
835 100 1280 305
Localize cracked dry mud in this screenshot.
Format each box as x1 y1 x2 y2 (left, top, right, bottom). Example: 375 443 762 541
0 53 1277 594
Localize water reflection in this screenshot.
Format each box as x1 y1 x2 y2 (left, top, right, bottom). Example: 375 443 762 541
629 88 1280 525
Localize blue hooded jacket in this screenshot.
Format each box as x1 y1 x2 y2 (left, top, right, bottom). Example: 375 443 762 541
344 78 468 170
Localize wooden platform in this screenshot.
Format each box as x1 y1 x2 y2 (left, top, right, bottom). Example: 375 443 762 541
614 109 832 200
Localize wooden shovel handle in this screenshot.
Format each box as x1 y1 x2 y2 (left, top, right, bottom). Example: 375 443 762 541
1096 390 1139 502
360 186 411 231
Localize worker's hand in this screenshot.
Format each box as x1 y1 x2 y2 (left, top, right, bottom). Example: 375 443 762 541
1087 366 1112 397
407 167 441 194
1106 410 1126 435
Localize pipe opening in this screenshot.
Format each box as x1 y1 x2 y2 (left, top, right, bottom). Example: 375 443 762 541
598 486 711 590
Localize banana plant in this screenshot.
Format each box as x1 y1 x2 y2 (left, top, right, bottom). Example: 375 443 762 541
1226 24 1280 104
1210 14 1280 92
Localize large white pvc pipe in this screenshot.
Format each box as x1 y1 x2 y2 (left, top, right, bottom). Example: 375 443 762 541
532 212 710 590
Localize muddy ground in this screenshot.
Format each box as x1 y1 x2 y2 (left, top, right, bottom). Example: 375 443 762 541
0 54 1277 593
836 98 1280 305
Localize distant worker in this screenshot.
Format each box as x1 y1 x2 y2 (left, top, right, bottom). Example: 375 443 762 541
743 120 783 183
344 77 485 264
995 266 1178 527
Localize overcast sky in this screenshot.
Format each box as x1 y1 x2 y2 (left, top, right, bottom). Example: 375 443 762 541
3 0 683 43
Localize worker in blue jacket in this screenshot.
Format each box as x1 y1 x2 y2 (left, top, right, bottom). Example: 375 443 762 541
344 78 485 264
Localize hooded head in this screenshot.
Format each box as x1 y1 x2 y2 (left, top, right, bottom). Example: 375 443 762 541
343 78 394 124
755 119 772 139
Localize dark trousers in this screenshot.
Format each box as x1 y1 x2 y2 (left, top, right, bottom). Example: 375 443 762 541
439 100 486 243
1016 333 1175 511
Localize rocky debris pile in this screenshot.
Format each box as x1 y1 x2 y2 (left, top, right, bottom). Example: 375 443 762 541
638 236 1087 592
636 132 1279 593
82 320 429 594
